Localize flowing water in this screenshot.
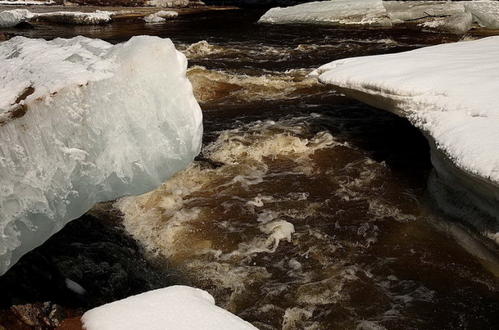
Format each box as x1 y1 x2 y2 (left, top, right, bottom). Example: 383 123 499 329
8 9 499 329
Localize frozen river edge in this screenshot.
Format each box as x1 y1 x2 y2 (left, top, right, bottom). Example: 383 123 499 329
314 37 499 241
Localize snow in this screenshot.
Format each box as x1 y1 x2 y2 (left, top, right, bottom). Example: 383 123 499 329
0 9 113 27
82 286 257 330
36 10 113 25
0 36 203 275
259 0 499 33
258 0 391 27
0 0 54 4
314 36 499 220
0 9 33 28
144 10 178 23
145 0 189 7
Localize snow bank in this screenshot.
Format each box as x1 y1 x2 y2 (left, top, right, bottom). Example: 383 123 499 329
0 9 33 28
0 36 203 275
314 36 499 224
143 10 178 23
82 286 257 330
258 0 392 27
259 0 499 34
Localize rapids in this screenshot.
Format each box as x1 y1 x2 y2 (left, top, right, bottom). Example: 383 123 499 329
4 8 499 329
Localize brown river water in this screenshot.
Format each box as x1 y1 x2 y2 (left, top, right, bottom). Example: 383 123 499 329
3 8 499 330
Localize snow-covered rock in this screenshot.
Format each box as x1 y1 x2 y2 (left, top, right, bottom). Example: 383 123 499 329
82 286 257 330
258 0 392 27
259 0 499 34
314 36 499 227
143 10 178 23
0 36 203 275
0 9 34 28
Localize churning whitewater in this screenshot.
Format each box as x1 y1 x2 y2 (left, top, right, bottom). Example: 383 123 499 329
1 7 498 330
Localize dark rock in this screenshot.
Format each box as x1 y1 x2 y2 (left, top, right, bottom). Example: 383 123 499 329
0 204 186 310
14 22 34 29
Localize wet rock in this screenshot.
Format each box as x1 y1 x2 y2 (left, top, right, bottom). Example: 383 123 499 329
0 302 69 329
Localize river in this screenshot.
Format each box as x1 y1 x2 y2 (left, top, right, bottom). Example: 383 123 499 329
4 8 499 329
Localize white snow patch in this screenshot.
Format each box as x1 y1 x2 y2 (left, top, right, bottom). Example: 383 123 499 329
314 36 499 220
144 10 178 23
0 9 33 28
0 36 203 275
0 0 54 4
36 10 113 25
82 286 257 330
145 0 189 7
0 9 113 27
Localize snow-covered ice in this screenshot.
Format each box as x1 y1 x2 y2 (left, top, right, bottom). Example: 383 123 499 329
82 286 257 330
259 0 499 34
144 10 178 23
465 1 499 30
384 1 473 34
0 0 54 5
145 0 189 7
0 9 33 28
0 9 113 27
35 10 113 25
314 36 499 223
258 0 392 27
0 36 203 275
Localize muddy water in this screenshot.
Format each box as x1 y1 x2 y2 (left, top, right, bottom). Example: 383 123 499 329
10 9 499 329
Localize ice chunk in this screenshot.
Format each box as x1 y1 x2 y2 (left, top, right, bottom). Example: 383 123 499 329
0 9 113 26
82 286 257 330
259 0 499 34
0 9 33 28
144 10 178 23
0 36 203 275
258 0 392 27
0 0 54 4
465 1 499 29
384 1 466 23
314 36 499 222
35 10 113 25
145 0 189 7
384 1 473 34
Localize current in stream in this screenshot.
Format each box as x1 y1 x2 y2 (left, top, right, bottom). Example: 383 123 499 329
6 8 499 329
